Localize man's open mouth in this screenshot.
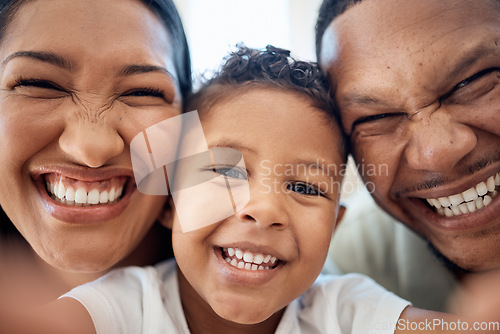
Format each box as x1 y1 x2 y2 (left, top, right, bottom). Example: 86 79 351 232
44 174 128 206
424 172 499 217
220 247 281 271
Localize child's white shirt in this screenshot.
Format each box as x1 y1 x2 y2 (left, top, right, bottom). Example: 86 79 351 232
62 259 410 334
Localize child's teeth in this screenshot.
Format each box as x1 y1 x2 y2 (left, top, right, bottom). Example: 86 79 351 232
243 252 254 263
223 247 279 270
253 254 264 264
235 249 243 260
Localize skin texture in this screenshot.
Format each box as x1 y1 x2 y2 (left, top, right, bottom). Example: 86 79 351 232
166 88 345 333
0 0 181 283
320 0 500 272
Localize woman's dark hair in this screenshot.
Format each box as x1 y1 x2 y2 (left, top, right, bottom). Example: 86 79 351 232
0 0 192 100
187 45 347 159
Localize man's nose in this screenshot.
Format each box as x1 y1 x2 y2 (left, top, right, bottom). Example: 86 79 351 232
59 118 124 168
403 111 477 173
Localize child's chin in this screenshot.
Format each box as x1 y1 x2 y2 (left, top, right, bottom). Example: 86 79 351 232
214 305 274 325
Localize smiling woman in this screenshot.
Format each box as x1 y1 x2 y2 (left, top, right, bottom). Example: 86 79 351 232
0 0 190 301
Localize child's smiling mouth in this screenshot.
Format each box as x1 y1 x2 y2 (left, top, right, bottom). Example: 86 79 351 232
219 247 281 271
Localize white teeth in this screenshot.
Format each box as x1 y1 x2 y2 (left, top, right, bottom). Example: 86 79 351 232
426 172 499 217
66 187 75 202
235 249 243 260
458 203 468 214
75 188 87 204
99 191 109 204
449 194 464 206
253 254 264 265
243 252 254 263
466 201 476 213
222 247 278 270
46 180 124 206
461 187 478 202
87 189 100 204
487 176 495 192
475 197 484 210
438 197 451 207
476 182 488 196
109 188 116 202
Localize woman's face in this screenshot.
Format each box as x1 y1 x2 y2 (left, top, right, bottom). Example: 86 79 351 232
0 0 181 273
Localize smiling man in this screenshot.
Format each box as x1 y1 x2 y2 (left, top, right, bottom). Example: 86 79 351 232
316 0 500 310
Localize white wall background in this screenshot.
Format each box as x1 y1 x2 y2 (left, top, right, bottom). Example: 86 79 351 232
174 0 323 81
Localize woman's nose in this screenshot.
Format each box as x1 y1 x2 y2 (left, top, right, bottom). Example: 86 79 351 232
403 112 477 173
59 119 124 168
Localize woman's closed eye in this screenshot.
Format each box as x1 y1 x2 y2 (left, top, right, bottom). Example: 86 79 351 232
13 78 67 98
122 87 165 98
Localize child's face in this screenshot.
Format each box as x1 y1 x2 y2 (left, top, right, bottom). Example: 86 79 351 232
167 88 344 326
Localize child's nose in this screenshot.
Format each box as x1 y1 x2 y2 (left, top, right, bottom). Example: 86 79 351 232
235 188 289 230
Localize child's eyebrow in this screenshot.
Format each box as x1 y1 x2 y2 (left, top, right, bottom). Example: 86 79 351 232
290 159 339 177
208 140 256 155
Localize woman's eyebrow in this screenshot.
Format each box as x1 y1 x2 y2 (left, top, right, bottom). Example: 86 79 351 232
2 50 72 70
119 64 174 79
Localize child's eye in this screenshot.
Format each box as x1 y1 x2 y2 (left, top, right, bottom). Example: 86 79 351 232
214 166 248 180
287 182 323 196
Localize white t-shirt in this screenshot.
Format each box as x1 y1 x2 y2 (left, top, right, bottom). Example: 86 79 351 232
63 259 410 334
324 189 457 312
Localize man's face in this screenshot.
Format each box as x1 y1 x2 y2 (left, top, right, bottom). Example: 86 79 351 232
321 0 500 272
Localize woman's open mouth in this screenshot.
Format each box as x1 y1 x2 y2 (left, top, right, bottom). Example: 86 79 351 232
44 174 128 206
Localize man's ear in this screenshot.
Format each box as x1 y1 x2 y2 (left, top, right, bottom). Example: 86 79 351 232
334 204 346 231
158 197 175 230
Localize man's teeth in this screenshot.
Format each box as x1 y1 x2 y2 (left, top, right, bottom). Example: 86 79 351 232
426 173 499 217
222 247 278 271
47 180 124 206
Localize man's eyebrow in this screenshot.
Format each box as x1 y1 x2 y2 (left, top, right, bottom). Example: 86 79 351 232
119 64 174 79
2 51 72 70
446 43 498 81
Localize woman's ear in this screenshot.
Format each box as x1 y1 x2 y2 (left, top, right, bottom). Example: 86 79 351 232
158 197 175 230
334 204 346 231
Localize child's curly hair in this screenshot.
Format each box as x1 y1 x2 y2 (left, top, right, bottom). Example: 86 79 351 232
186 45 347 158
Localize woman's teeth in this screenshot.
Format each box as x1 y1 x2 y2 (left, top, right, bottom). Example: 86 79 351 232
222 247 278 271
46 180 124 206
426 173 499 217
